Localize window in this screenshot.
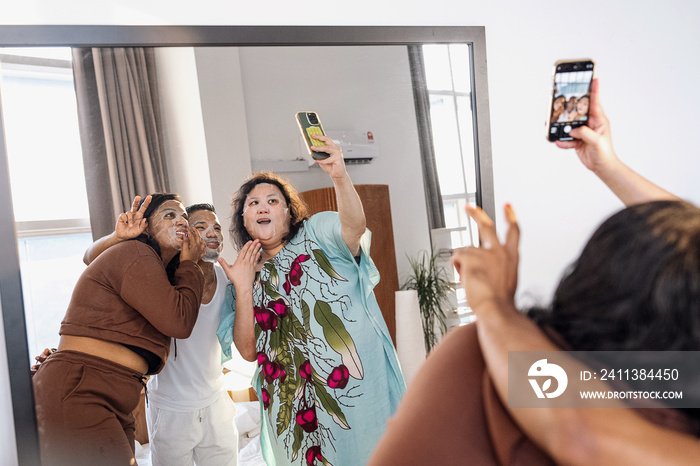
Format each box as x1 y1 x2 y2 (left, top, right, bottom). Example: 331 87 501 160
423 44 479 326
0 48 93 362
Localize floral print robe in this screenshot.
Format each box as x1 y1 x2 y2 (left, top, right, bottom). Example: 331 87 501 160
218 212 406 465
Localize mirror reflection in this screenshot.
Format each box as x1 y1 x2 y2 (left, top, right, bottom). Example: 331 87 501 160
0 42 481 465
1 43 480 363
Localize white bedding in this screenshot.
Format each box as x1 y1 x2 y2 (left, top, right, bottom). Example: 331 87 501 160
135 401 265 466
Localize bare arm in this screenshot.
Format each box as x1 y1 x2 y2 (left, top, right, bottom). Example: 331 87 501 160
218 239 261 362
452 205 700 466
83 195 151 265
556 79 679 206
311 134 366 256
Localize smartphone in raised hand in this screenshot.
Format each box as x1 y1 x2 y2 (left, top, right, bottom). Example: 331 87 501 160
296 111 330 159
546 59 595 142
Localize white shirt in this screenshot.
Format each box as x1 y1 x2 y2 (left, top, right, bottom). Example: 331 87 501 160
147 264 229 411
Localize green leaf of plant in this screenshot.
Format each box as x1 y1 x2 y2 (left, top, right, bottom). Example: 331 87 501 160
276 369 296 435
313 249 347 281
264 281 283 300
313 301 364 379
293 346 305 370
292 423 304 460
278 312 289 334
314 382 350 430
312 371 327 386
264 262 279 290
289 312 308 342
302 300 311 334
401 249 455 351
269 326 281 351
276 396 292 435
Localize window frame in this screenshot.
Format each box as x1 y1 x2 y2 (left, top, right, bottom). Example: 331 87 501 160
1 51 91 240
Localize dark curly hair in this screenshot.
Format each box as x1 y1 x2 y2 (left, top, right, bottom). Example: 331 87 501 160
229 172 310 250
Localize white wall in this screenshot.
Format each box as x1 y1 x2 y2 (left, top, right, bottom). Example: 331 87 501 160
155 47 214 208
479 2 700 303
236 46 431 281
3 1 700 462
194 47 254 265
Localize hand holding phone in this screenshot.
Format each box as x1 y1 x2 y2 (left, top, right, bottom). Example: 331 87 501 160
296 111 330 159
546 59 595 142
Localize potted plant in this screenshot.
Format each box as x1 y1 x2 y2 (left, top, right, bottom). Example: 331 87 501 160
401 249 454 352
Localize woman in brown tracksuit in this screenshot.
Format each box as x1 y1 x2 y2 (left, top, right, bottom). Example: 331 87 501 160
33 193 206 466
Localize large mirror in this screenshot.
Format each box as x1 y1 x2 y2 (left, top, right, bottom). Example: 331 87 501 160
0 26 493 465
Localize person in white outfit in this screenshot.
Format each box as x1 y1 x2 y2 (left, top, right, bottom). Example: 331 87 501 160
145 203 238 466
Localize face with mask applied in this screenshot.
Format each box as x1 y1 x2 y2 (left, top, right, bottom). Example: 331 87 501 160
147 200 190 258
189 209 224 263
242 183 292 249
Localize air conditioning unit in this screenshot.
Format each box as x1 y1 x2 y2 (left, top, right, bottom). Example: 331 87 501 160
300 130 378 164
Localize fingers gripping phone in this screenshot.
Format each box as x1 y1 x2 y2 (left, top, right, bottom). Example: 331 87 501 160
296 111 330 159
546 59 595 142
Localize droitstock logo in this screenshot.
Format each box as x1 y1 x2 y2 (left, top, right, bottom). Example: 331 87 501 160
528 359 568 399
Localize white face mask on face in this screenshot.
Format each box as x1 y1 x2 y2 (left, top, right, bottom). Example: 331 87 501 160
200 224 223 263
149 200 189 253
242 183 292 243
190 210 224 263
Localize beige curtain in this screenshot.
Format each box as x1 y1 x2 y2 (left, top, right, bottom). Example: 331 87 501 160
72 47 169 239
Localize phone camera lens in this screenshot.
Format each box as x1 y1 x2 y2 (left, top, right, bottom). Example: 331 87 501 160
308 113 318 124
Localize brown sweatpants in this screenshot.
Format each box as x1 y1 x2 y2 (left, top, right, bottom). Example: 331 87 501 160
33 350 145 466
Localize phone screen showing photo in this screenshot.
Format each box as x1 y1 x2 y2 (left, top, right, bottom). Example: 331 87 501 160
548 60 594 141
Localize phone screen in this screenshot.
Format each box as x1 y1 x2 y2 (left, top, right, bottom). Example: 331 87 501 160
547 60 594 141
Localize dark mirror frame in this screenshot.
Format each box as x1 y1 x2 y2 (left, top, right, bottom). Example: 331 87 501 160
0 25 493 465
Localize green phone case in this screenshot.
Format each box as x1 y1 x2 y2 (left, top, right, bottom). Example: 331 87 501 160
296 111 330 159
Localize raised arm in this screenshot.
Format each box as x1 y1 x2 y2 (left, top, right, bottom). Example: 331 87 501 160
218 239 261 362
83 195 151 265
452 204 700 466
311 134 366 256
556 79 678 206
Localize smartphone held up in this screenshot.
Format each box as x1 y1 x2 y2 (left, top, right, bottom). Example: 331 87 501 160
296 111 330 159
546 59 595 142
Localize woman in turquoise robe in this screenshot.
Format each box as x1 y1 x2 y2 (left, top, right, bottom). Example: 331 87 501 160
217 135 406 466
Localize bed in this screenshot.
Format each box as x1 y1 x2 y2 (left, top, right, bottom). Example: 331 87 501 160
132 388 266 466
